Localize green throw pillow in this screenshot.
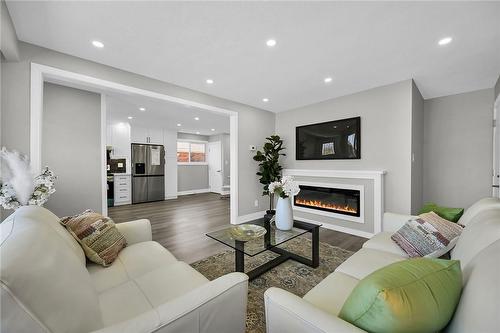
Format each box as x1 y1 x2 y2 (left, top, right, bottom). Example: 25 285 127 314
339 258 462 333
419 202 464 222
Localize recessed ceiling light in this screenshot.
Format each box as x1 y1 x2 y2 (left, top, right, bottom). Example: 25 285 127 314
324 77 333 83
92 40 104 48
139 107 146 111
196 131 200 135
262 98 269 102
211 128 215 131
438 37 452 46
127 116 133 120
206 79 214 84
194 117 200 120
266 39 277 47
177 123 181 127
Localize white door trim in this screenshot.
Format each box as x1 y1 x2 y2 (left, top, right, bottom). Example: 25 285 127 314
493 95 500 197
30 63 239 224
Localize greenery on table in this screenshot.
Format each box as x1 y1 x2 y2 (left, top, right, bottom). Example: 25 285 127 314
253 135 286 211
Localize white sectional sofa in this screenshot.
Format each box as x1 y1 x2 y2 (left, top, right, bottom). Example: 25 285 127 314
0 206 248 333
265 197 500 333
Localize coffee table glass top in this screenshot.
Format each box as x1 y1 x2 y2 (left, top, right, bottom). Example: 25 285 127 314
206 218 320 256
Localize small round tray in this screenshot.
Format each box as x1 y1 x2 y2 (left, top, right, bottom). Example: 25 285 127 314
228 224 267 242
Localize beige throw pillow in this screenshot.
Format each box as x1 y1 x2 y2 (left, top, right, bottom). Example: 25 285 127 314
60 210 127 266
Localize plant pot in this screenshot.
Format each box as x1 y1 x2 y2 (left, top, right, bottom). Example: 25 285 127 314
275 197 293 230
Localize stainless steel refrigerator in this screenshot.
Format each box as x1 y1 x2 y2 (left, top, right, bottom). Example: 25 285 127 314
131 144 165 204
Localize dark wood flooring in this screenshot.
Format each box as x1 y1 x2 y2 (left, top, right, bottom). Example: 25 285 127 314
109 193 367 263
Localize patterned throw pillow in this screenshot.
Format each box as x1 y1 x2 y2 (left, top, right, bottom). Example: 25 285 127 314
391 211 463 258
60 210 127 266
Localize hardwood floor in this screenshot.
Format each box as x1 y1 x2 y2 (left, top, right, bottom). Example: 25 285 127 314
109 193 367 263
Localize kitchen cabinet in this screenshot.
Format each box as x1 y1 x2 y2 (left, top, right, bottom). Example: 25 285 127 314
114 174 131 205
109 123 131 158
131 126 163 144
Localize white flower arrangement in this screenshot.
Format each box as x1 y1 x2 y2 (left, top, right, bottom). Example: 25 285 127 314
0 148 57 210
268 176 300 199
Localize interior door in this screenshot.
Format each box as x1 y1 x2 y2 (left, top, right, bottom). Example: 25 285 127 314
208 141 223 194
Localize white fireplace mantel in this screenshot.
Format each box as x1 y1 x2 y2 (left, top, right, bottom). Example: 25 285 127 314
283 169 386 237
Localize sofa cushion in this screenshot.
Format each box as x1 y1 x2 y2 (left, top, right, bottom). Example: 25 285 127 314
419 202 464 222
335 248 405 280
303 271 359 316
391 212 463 258
451 210 500 269
97 261 208 326
339 258 462 333
362 232 409 257
87 241 178 292
458 197 500 227
0 206 103 333
446 239 500 333
61 210 127 266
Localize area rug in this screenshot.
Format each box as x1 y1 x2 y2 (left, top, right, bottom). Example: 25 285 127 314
191 238 354 333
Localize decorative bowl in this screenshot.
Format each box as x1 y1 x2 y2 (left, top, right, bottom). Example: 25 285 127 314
228 224 267 242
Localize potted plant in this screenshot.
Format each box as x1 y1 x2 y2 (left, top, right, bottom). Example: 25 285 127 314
268 176 300 230
253 135 286 217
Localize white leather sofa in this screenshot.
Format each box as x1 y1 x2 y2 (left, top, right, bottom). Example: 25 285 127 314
265 197 500 333
0 206 248 333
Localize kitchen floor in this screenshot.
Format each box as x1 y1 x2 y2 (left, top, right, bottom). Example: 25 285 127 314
108 193 366 263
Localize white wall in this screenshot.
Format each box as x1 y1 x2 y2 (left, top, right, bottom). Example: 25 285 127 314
177 132 209 192
0 1 19 61
42 83 102 216
163 129 178 199
276 80 414 214
1 41 275 217
423 88 494 209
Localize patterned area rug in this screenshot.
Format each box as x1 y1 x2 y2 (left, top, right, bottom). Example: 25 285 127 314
191 237 354 333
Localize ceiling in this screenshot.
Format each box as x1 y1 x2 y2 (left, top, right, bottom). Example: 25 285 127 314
106 92 230 136
7 1 500 112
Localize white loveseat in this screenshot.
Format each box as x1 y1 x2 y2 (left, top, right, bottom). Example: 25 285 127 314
0 206 248 333
265 197 500 333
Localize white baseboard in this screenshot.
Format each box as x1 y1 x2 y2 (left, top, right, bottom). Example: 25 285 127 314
236 210 267 224
177 188 211 196
165 195 178 200
220 190 230 195
294 216 374 239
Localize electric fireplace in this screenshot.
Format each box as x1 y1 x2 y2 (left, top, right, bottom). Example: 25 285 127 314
294 185 361 217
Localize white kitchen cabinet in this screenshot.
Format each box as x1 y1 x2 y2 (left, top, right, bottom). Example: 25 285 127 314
131 126 163 144
114 174 131 205
109 123 131 158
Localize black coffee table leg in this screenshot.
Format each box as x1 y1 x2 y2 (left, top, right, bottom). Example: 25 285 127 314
311 225 320 268
235 240 245 272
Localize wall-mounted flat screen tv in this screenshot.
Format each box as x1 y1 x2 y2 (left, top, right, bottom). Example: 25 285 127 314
296 116 361 160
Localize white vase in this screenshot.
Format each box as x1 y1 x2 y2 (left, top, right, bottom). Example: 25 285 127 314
275 196 293 230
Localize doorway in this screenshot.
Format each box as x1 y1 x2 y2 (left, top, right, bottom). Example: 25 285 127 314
208 141 223 194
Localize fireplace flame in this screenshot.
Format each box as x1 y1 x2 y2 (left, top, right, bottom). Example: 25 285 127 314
295 198 357 214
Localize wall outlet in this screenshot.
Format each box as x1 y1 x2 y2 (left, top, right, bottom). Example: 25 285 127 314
254 199 259 207
249 145 256 151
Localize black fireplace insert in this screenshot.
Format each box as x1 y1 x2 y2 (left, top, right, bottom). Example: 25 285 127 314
294 185 360 217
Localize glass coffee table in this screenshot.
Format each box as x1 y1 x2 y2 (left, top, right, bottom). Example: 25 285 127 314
206 218 321 280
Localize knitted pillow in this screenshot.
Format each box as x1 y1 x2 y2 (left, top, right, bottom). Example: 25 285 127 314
60 210 127 266
391 211 463 258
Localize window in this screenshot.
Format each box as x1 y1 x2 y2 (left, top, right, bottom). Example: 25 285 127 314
177 141 206 163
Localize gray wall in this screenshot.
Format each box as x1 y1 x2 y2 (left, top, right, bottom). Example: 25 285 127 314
276 80 414 214
42 83 101 216
423 88 494 209
178 165 209 192
177 132 209 192
0 1 19 61
1 42 275 217
411 81 424 213
495 75 500 102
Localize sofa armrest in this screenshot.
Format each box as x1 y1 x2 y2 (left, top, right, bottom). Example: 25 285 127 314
382 212 416 232
264 287 365 333
115 219 152 245
92 273 248 333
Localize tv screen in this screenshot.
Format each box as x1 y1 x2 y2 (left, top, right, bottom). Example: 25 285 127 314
296 117 360 160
